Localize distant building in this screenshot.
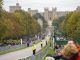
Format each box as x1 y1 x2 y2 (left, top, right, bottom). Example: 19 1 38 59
40 7 68 22
28 7 68 23
9 3 21 13
43 7 57 22
76 6 80 11
28 8 38 16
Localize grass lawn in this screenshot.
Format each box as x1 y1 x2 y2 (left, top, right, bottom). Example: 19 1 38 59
42 47 54 60
0 45 27 55
0 40 41 55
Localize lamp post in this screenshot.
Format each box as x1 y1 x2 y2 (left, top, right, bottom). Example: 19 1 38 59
20 38 22 45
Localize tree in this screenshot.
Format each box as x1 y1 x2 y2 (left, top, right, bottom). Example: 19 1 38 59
14 10 41 37
52 16 65 30
33 13 48 30
0 0 3 17
0 10 41 40
60 11 80 40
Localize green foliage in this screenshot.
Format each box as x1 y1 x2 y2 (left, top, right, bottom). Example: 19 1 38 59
0 10 41 40
33 13 45 20
33 13 48 28
0 0 3 7
42 48 54 60
0 0 3 17
52 16 65 32
61 11 80 40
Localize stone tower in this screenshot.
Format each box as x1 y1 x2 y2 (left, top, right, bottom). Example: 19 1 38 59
76 6 80 11
9 3 21 13
52 7 57 20
44 8 49 22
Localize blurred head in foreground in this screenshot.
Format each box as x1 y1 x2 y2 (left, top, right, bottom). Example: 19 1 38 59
61 40 79 58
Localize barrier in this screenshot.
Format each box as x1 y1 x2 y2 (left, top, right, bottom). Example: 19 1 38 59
18 40 51 60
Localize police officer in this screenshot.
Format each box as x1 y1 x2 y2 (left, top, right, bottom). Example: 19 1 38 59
32 43 36 55
41 41 43 48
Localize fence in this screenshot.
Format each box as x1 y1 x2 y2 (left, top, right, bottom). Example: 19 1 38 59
55 39 80 45
55 40 67 45
18 41 51 60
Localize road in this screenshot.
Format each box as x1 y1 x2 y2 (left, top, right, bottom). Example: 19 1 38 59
0 35 50 60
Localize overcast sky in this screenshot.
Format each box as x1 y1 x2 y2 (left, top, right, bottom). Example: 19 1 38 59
3 0 80 12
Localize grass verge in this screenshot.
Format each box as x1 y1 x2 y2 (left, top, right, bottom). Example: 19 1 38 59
0 40 41 55
41 47 54 60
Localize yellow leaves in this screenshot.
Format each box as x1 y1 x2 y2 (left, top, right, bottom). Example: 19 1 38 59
0 10 41 39
61 11 80 39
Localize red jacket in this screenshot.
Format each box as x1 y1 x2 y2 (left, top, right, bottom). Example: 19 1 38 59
69 53 78 60
77 45 80 60
77 53 80 60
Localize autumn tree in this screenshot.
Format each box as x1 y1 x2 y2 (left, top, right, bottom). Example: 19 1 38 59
33 13 48 27
0 0 3 17
60 11 80 40
0 10 41 41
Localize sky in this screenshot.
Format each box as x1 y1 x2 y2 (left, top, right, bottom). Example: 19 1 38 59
3 0 80 12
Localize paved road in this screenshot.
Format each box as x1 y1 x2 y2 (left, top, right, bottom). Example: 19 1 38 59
0 35 50 60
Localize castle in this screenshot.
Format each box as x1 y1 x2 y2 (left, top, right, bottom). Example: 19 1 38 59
9 3 21 13
28 7 68 22
76 6 80 12
9 3 80 22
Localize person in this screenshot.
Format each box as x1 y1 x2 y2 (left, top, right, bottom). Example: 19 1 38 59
77 52 80 60
46 41 47 45
53 40 79 60
41 41 43 48
32 43 36 55
62 40 79 60
76 44 80 60
27 41 30 47
8 44 11 48
54 45 59 50
53 52 62 60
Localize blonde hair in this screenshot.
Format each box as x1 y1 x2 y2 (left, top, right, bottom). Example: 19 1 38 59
61 43 78 58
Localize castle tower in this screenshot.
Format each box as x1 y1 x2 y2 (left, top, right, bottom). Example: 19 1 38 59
16 3 19 6
52 7 57 12
52 7 57 20
9 2 21 13
76 6 80 11
44 8 49 21
28 8 31 14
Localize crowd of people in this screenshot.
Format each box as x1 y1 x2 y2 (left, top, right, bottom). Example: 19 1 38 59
56 36 67 41
45 40 80 60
